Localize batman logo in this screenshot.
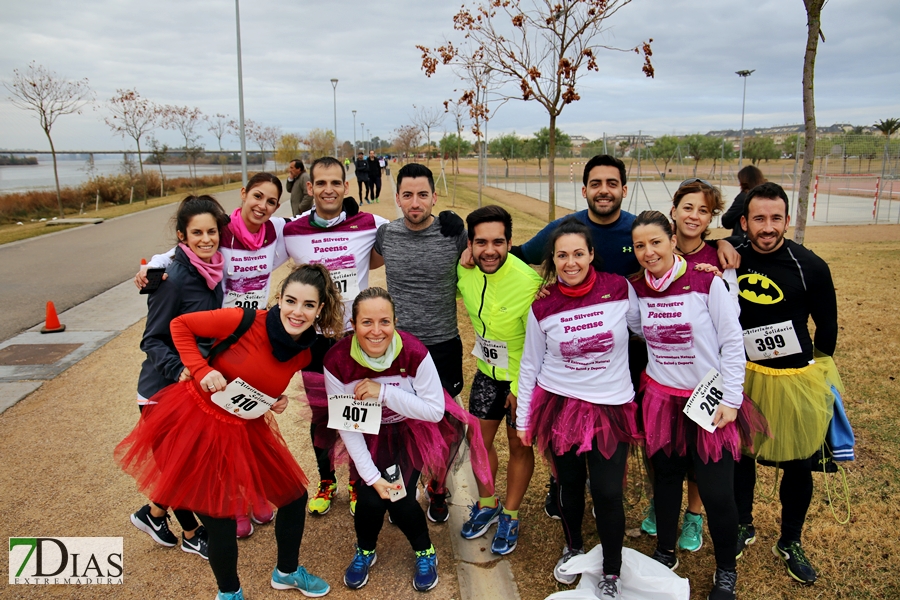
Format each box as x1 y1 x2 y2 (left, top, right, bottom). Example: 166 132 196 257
738 273 784 304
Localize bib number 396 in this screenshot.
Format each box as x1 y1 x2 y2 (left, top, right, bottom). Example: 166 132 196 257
472 336 509 369
210 378 276 420
683 368 724 433
328 394 381 435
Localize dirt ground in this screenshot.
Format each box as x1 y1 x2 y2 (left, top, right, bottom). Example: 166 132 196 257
2 173 898 599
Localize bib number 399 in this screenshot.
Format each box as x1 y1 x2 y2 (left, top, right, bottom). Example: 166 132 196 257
683 368 724 433
328 394 381 435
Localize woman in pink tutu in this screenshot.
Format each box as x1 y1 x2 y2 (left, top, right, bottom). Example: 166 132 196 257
117 264 344 600
515 219 642 597
630 210 745 600
323 287 491 593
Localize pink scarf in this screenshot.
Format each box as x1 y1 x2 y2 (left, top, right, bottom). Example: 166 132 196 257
229 207 266 251
644 254 687 292
178 243 224 290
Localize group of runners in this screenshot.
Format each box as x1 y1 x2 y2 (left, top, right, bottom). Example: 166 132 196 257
117 153 842 600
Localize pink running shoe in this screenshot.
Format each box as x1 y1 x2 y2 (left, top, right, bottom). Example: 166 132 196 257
236 515 254 539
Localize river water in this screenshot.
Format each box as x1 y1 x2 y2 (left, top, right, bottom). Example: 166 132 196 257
0 156 278 194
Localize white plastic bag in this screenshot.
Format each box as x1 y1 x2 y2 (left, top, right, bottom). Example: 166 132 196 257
545 546 690 600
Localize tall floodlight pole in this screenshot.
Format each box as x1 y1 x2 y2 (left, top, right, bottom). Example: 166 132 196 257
352 110 357 153
330 78 339 158
235 0 248 185
736 69 755 169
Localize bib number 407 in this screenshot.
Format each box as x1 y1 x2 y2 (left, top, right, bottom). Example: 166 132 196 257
342 405 368 423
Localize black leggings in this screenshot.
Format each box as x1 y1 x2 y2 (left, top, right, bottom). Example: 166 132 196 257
303 335 338 482
138 404 200 532
355 470 430 553
197 493 308 594
551 442 628 576
734 456 813 544
651 448 737 571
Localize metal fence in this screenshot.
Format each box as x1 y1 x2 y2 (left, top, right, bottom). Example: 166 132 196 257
480 132 900 226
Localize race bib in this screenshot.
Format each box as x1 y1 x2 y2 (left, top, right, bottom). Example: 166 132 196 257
224 288 267 310
210 378 277 420
327 394 382 435
742 320 802 361
472 335 509 369
682 368 723 433
331 269 360 300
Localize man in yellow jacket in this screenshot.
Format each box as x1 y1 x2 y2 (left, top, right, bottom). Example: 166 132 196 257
456 205 543 556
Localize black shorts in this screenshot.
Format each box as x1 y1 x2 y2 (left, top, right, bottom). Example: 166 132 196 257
425 336 464 397
468 371 513 427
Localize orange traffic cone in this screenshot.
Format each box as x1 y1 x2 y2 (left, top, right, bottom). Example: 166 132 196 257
40 301 66 334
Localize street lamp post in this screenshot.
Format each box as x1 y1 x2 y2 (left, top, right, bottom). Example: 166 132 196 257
736 69 755 169
234 0 248 186
352 110 357 154
360 123 365 153
330 78 339 158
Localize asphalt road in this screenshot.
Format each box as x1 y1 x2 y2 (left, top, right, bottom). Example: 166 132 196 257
0 187 299 341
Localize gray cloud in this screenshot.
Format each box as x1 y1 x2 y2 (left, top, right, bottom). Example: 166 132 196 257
1 0 897 151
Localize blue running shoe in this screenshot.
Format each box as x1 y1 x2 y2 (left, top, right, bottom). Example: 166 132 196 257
413 546 439 592
460 501 502 539
216 589 244 600
344 546 377 589
271 565 330 597
490 513 519 555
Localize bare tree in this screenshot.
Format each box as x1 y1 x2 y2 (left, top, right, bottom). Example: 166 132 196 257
393 125 422 162
105 89 159 176
420 0 653 221
263 126 282 171
411 105 445 163
207 113 235 184
4 61 94 217
795 0 827 245
162 104 204 181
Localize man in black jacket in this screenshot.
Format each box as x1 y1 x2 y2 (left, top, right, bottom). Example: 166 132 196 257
354 152 370 204
366 150 383 202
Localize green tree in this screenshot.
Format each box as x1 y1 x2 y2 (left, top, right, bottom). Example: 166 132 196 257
682 134 714 176
488 133 523 177
781 134 802 159
650 135 680 173
707 137 735 176
439 133 472 173
744 137 779 165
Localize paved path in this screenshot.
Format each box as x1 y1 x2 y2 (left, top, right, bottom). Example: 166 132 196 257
0 188 252 340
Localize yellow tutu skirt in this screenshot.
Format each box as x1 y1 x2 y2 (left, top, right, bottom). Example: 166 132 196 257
743 352 843 462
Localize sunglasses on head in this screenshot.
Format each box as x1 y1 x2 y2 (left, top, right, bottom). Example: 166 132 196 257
678 177 712 189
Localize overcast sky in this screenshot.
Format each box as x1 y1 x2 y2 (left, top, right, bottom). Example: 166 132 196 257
1 0 897 152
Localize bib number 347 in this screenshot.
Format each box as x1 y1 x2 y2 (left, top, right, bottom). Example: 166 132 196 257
683 368 724 433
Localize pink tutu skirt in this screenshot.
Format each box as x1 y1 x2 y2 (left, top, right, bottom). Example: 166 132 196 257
527 386 642 460
640 372 770 464
301 372 494 496
115 380 308 519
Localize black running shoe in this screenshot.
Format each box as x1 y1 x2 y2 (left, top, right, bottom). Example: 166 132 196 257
736 524 756 559
426 482 450 523
650 549 679 571
544 478 561 520
181 526 209 560
131 504 177 547
773 540 817 584
707 568 737 600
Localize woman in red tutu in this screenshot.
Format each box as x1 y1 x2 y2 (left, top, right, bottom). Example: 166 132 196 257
630 210 745 600
322 287 491 593
515 219 642 596
117 264 343 600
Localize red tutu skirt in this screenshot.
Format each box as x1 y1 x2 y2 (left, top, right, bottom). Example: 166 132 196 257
527 386 642 460
302 373 494 496
115 380 308 519
640 372 770 464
